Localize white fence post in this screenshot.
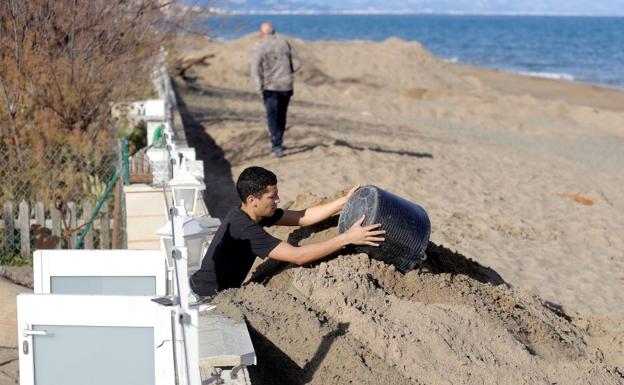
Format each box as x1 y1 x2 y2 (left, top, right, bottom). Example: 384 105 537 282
35 202 45 227
67 202 77 248
18 200 30 259
51 206 62 249
3 202 14 251
82 202 94 249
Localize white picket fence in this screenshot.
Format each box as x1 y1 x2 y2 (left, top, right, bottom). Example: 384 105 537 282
1 200 116 259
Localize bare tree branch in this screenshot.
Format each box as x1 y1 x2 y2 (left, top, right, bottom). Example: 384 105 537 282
1 0 201 140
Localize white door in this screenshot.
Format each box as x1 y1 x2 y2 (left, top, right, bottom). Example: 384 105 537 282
17 294 175 385
33 250 168 296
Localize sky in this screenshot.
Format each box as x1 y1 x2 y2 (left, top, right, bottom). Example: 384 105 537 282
214 0 624 15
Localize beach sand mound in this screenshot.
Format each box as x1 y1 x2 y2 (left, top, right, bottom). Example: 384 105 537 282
210 195 623 385
175 33 474 94
214 252 623 385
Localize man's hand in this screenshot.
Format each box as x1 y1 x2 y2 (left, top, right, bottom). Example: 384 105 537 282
277 184 362 227
337 184 360 208
343 215 385 247
345 184 360 201
269 214 385 266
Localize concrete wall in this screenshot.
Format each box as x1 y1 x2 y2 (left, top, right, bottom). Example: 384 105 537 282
124 184 169 249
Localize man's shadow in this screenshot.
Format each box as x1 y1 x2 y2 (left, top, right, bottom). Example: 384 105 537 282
174 81 240 217
247 322 350 385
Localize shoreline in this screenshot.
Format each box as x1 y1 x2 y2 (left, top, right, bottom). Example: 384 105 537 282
203 13 624 90
212 11 624 18
452 62 624 111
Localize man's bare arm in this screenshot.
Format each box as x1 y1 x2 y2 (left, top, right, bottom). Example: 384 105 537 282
277 185 359 227
269 215 384 265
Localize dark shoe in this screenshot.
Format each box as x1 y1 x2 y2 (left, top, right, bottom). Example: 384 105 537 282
272 146 284 158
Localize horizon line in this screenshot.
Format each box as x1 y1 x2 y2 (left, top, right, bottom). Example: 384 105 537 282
208 9 624 18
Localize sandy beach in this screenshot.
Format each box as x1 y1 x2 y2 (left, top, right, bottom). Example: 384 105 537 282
173 33 624 383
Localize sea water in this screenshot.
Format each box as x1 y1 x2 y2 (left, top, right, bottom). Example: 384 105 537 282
206 14 624 89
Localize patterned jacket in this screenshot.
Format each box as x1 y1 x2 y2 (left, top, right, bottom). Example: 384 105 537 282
251 35 301 94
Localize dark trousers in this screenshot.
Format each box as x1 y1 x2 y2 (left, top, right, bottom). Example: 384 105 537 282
263 90 293 150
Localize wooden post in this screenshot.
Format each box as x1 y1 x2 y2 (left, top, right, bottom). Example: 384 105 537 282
35 202 45 227
51 207 62 249
82 202 94 249
100 202 110 249
67 201 77 248
18 200 30 259
3 202 15 252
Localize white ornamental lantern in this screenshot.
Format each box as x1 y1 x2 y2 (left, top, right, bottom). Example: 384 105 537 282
168 162 205 215
157 217 219 275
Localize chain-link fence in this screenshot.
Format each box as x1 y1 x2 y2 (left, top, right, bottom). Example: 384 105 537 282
0 140 127 265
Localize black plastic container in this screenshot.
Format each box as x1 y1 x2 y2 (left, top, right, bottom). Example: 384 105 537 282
338 185 430 272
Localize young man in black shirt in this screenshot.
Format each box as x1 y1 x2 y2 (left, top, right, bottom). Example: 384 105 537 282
190 166 385 296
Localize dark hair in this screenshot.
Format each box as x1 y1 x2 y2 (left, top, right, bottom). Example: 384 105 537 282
236 166 277 202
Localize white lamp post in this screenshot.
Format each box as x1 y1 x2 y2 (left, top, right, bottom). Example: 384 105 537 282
156 206 205 385
168 160 205 215
156 210 220 275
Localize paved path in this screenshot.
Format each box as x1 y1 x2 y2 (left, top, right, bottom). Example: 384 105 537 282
0 277 30 348
0 277 30 385
0 347 18 385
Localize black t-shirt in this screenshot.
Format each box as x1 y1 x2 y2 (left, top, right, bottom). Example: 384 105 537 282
191 206 284 293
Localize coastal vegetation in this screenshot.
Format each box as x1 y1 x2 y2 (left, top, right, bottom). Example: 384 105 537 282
0 0 200 261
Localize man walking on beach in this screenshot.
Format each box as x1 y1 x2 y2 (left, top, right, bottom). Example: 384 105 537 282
251 22 301 158
189 166 385 296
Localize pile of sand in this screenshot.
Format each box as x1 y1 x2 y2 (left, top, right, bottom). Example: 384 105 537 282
210 194 622 384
